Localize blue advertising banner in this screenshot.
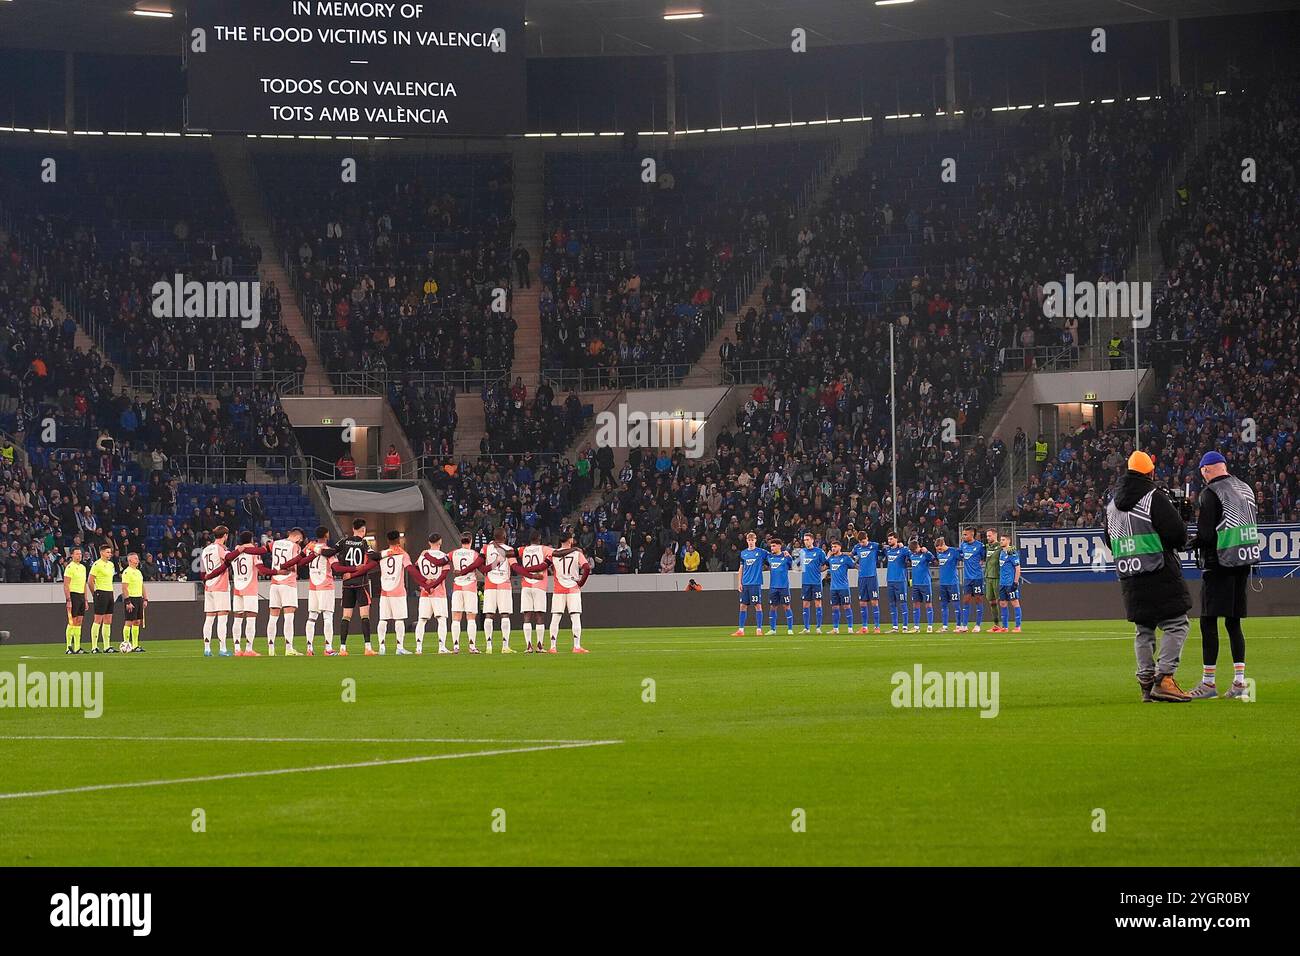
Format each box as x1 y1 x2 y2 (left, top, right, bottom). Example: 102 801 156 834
1017 524 1300 583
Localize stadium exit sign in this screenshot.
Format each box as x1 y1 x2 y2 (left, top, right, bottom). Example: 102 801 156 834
1083 392 1097 402
321 418 334 425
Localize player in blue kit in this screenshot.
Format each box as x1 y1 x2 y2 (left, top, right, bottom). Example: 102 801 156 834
884 531 911 632
933 537 961 631
799 532 829 633
765 537 795 635
733 531 768 636
852 530 882 633
908 538 936 632
956 526 986 632
997 533 1023 632
826 540 855 634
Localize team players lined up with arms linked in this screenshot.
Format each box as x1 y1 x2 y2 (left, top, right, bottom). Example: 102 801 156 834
734 527 1024 636
195 519 590 657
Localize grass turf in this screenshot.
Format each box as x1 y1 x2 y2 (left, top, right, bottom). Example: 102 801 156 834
0 619 1296 866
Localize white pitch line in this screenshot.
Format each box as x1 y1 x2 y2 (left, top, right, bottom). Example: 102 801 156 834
0 734 601 745
0 739 623 802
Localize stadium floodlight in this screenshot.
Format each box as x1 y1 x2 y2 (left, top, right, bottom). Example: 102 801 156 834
664 12 705 20
132 8 174 17
874 1 915 6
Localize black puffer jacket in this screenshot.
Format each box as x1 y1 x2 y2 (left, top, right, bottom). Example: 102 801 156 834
1110 471 1192 625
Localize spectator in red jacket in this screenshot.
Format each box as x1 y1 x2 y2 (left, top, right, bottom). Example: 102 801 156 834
382 444 402 479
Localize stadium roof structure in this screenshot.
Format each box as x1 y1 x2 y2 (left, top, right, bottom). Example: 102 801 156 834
3 0 1300 58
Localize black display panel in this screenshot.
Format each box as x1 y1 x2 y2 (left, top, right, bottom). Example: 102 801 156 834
185 0 525 136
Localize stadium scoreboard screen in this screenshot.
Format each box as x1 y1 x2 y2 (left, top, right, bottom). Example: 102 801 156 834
185 0 525 137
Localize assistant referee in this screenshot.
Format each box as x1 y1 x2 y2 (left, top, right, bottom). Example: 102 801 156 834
1189 452 1259 700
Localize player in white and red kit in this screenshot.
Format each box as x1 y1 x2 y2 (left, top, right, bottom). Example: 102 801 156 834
547 528 592 654
266 527 305 656
209 531 274 656
368 530 439 655
415 533 451 654
282 526 336 655
480 527 548 654
448 532 486 653
518 529 554 653
199 525 234 656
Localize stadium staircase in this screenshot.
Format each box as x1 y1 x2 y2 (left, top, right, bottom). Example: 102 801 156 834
445 144 545 464
1097 100 1223 365
452 392 489 459
58 296 126 394
509 142 545 389
559 389 629 518
682 130 868 389
212 138 334 396
960 370 1033 525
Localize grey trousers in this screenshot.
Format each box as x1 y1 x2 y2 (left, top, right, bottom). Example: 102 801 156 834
1134 615 1190 680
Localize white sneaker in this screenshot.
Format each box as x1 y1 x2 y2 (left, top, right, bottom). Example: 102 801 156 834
926 626 933 633
815 627 823 634
439 646 452 654
940 626 949 632
396 648 413 656
378 646 386 656
831 628 839 634
802 628 810 634
973 625 981 632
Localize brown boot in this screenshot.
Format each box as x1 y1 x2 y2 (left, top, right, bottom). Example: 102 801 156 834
1138 678 1154 702
1151 674 1192 702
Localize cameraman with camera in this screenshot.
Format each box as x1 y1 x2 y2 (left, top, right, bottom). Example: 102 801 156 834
1187 452 1259 700
1104 451 1193 702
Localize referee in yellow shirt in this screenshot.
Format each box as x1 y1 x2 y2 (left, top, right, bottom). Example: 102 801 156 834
88 542 118 654
63 546 89 654
121 553 148 652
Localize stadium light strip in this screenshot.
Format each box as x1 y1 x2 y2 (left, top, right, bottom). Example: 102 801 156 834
132 9 174 17
875 0 915 5
1 94 1194 142
664 12 705 20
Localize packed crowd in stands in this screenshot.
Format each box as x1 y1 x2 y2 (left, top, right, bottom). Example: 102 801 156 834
1009 80 1300 527
565 104 1186 571
427 102 1208 571
538 144 833 380
387 378 459 462
258 151 516 384
2 83 1293 579
479 376 587 457
0 214 310 581
0 143 306 381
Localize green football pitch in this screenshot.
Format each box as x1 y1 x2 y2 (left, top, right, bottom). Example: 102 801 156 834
0 620 1296 866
